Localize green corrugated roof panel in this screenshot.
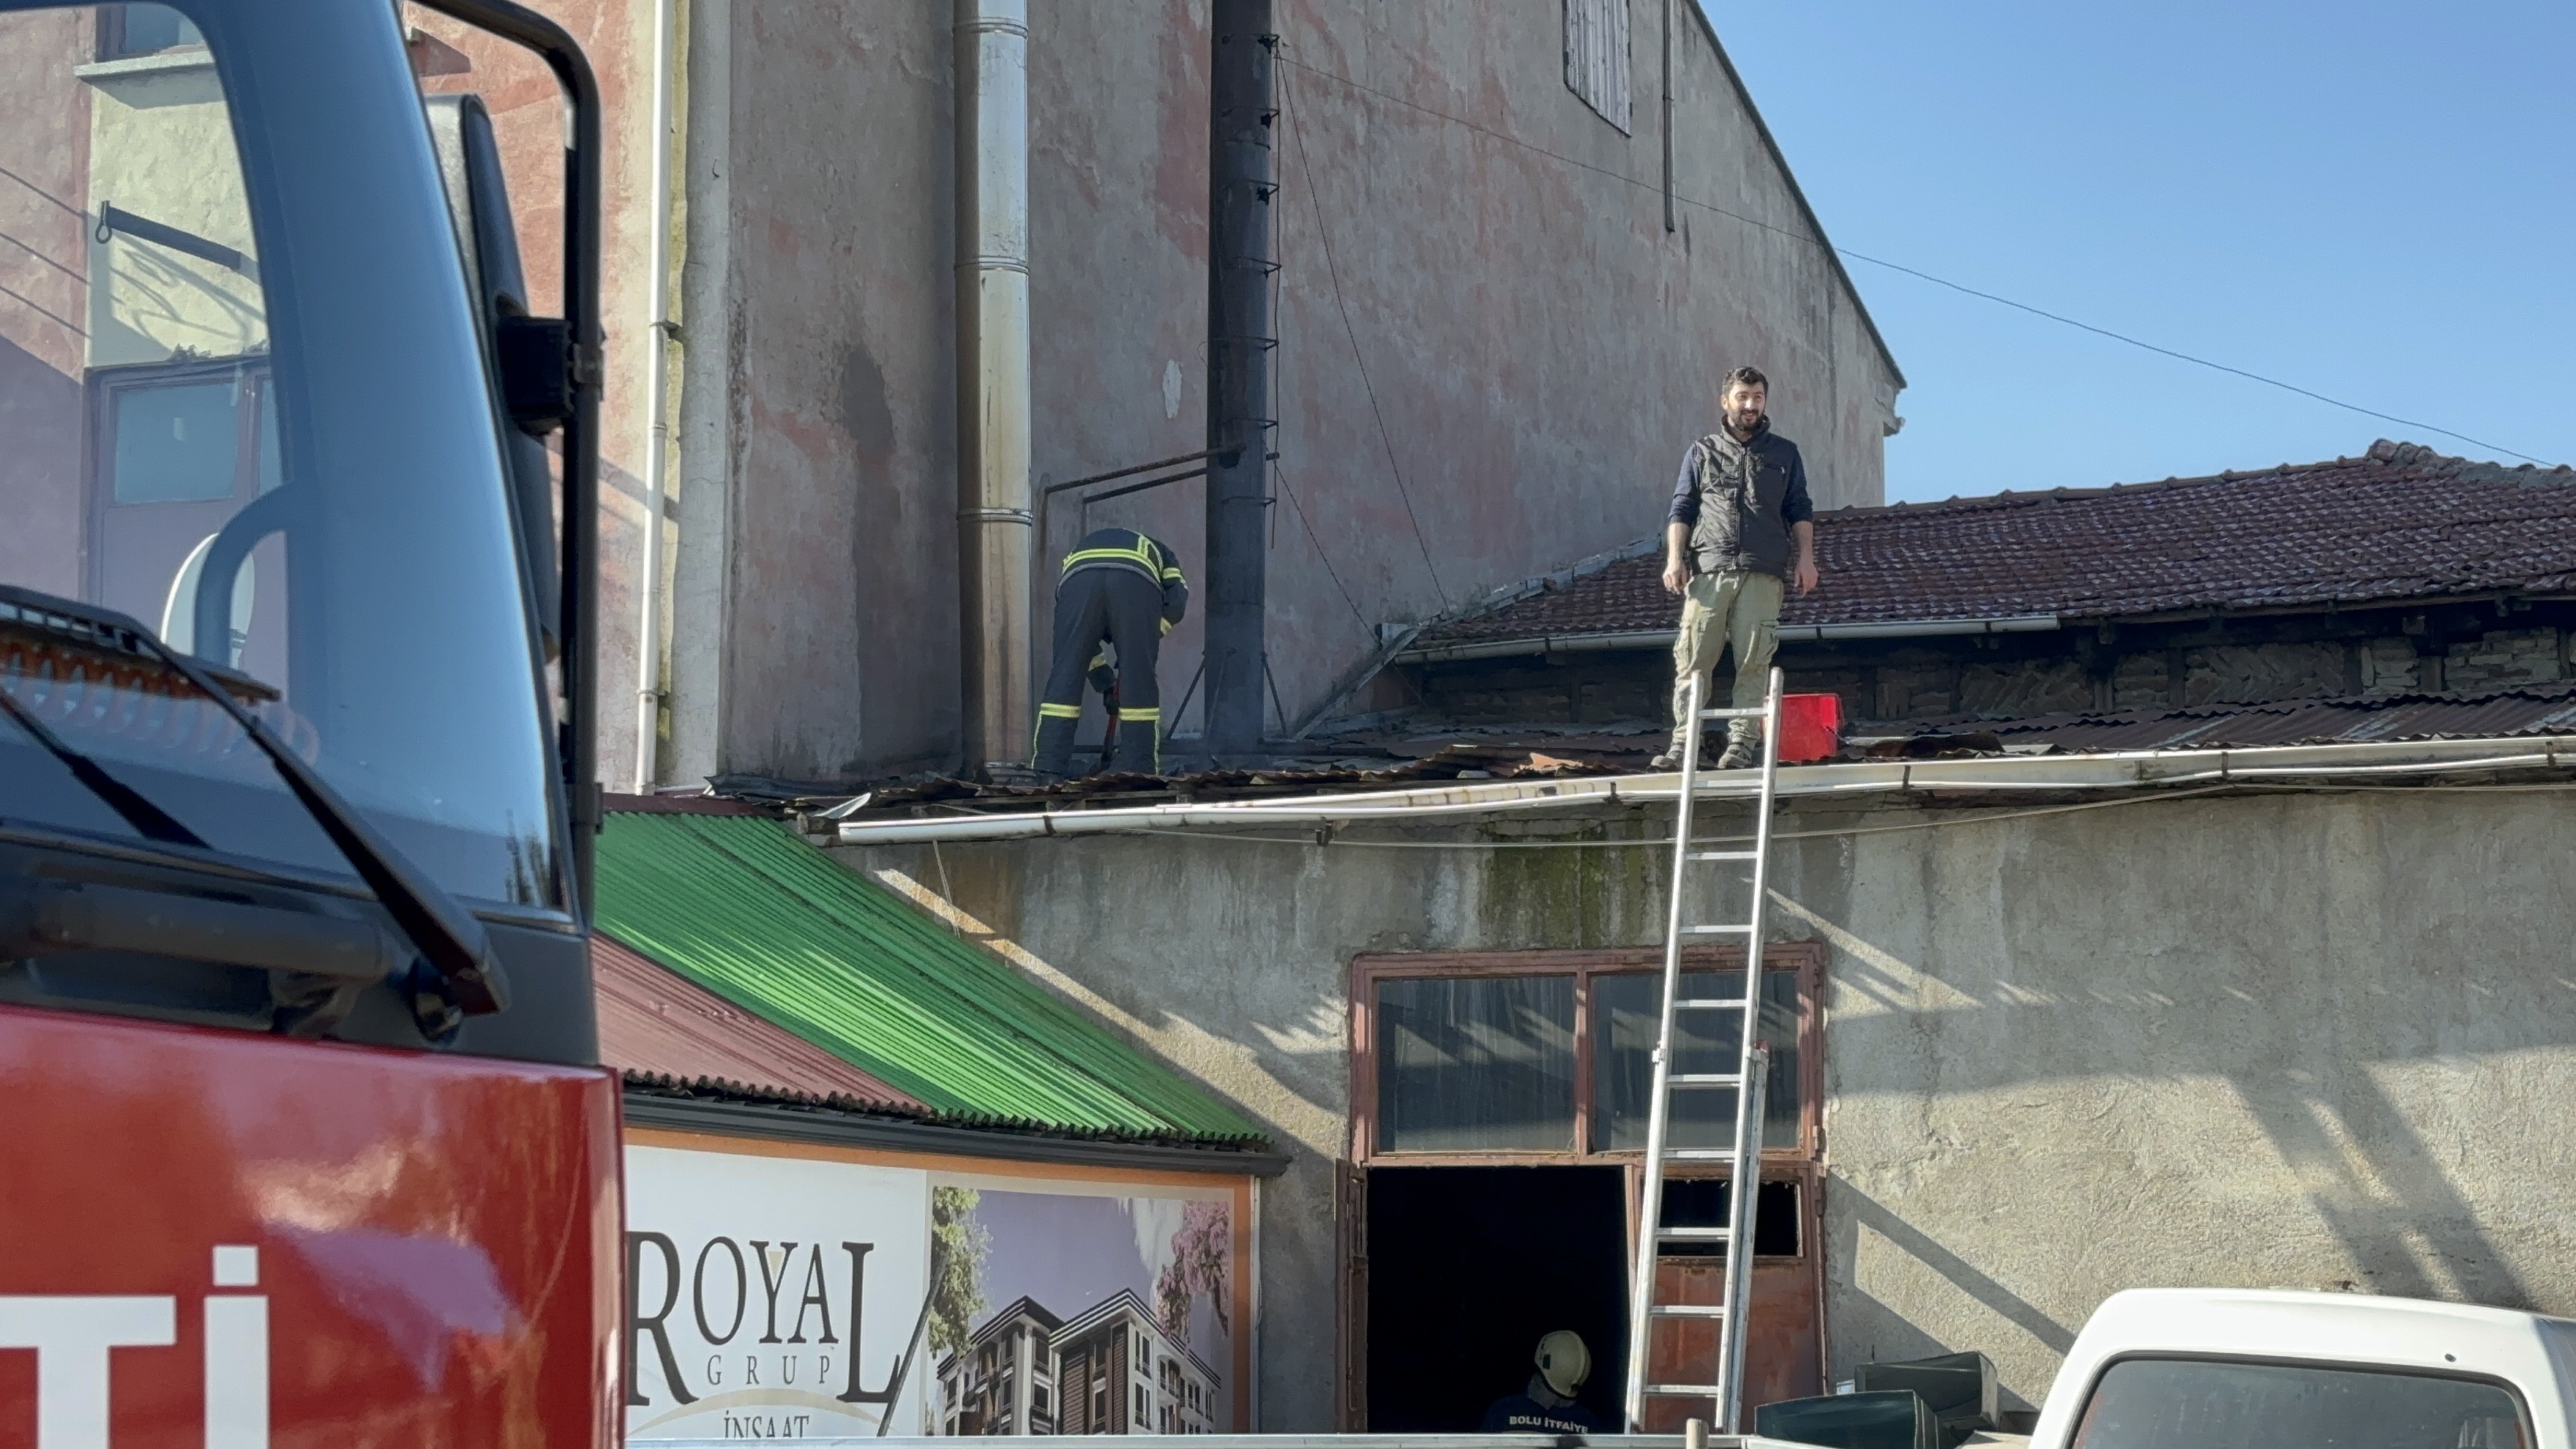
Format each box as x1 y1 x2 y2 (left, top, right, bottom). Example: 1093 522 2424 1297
594 812 1265 1147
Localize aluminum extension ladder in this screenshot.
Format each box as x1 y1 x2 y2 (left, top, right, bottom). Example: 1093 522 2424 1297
1622 666 1786 1434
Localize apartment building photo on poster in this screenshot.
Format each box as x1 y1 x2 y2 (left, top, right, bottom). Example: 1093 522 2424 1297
929 1179 1246 1435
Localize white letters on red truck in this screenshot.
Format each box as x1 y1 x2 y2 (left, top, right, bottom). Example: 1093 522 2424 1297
0 1246 269 1449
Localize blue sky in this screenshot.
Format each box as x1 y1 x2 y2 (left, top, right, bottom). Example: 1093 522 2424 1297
1709 1 2574 504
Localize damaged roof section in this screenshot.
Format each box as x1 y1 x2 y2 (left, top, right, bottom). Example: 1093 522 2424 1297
1888 681 2576 755
812 684 2576 822
1412 441 2576 650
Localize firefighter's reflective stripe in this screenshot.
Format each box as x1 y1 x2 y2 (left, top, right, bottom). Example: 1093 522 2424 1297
1062 538 1165 575
1117 707 1161 722
1038 703 1082 719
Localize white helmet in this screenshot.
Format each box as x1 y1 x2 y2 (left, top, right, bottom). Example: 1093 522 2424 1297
1535 1330 1591 1399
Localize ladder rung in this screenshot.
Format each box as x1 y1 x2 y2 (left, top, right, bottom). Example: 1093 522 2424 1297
1648 1304 1728 1319
1663 1147 1739 1161
1673 997 1745 1011
1699 706 1765 719
1687 850 1758 861
1656 1225 1732 1241
1644 1383 1727 1396
1681 923 1753 935
1666 1073 1742 1088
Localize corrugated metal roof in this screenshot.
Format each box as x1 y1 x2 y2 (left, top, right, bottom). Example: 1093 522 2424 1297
594 932 928 1114
593 811 1267 1148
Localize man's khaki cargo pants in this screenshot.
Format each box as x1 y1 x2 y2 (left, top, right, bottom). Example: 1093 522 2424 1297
1664 567 1782 764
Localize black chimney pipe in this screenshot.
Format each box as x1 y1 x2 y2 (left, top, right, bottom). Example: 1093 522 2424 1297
1202 0 1276 764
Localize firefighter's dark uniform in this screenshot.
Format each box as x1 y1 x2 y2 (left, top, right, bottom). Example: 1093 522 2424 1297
1032 528 1188 776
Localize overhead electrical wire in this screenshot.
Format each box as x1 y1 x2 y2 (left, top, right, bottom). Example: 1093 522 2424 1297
1265 86 1375 642
1273 51 2556 468
1278 59 1455 606
1277 461 1377 635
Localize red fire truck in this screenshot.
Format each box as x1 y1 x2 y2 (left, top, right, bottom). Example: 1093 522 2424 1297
1 2 621 1444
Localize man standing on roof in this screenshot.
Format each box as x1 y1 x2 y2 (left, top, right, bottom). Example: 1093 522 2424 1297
1652 365 1819 771
1032 525 1189 778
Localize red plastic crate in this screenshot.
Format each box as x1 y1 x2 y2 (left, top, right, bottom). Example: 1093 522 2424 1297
1778 692 1843 763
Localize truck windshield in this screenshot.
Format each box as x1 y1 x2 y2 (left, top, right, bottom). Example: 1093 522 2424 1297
2073 1356 2527 1449
0 2 561 907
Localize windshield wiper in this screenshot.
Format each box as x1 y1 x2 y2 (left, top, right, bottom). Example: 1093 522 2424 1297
0 585 511 1030
0 685 209 850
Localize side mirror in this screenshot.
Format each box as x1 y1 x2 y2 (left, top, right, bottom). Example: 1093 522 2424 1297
424 93 561 662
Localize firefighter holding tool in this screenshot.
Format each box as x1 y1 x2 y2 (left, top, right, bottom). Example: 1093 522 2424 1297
1033 526 1188 776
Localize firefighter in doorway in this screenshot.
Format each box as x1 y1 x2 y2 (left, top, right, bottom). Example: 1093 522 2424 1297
1480 1330 1602 1434
1032 526 1189 777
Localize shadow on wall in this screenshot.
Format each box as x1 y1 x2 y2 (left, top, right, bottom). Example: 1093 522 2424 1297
1779 789 2572 1383
1828 1179 2078 1360
1813 948 2557 1319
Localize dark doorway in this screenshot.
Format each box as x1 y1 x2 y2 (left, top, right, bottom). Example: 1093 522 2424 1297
1366 1164 1628 1431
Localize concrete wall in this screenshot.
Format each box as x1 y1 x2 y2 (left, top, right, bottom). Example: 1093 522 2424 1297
836 782 2576 1423
665 1 962 784
0 7 97 602
638 0 1899 785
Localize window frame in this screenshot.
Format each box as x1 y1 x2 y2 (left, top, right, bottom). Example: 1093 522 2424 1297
1349 943 1824 1167
82 356 277 602
95 2 207 63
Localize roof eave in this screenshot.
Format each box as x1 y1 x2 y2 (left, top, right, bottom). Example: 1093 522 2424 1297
832 733 2575 845
624 1092 1287 1176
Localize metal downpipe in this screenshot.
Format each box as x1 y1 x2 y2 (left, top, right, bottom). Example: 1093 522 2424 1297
632 0 678 793
955 0 1036 775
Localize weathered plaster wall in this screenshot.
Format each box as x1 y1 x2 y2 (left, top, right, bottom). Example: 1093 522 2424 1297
0 7 94 602
1806 787 2576 1409
837 785 2576 1424
1039 0 1903 740
641 0 1897 783
683 2 961 782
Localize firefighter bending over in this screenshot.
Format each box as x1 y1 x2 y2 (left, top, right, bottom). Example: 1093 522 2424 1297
1033 526 1188 777
1481 1330 1602 1434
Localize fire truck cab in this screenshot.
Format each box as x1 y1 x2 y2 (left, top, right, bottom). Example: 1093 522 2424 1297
0 2 620 1443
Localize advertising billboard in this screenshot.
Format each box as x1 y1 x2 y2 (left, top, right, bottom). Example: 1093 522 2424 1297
623 1143 932 1440
623 1130 1254 1441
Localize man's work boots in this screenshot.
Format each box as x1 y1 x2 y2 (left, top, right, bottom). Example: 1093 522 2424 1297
1715 724 1763 770
1649 724 1763 773
1658 722 1761 768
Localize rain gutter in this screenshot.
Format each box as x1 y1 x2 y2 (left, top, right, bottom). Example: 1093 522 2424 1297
1393 614 2059 664
831 734 2571 845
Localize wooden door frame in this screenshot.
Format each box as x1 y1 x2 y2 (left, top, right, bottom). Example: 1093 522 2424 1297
1343 942 1830 1420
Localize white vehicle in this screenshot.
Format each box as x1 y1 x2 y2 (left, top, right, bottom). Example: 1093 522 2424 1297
2011 1287 2566 1448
